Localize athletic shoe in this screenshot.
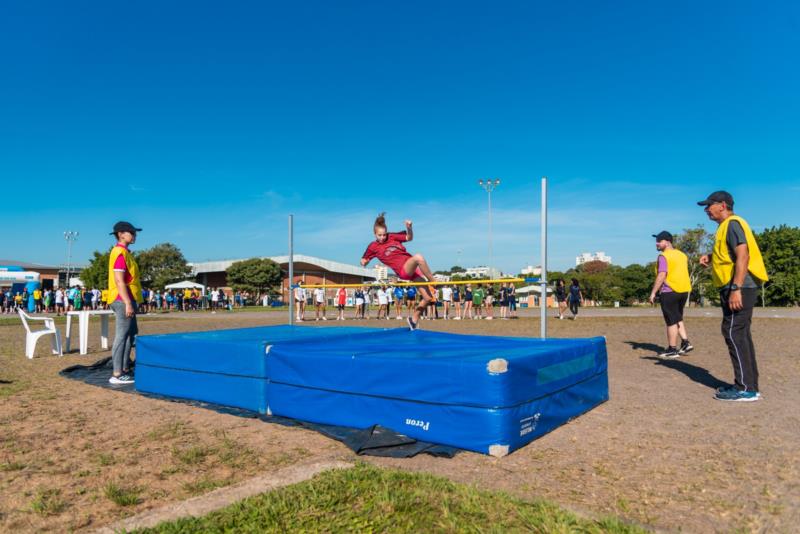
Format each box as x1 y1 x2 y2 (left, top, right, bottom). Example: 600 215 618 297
658 346 681 359
453 316 461 320
716 385 761 397
714 388 760 402
679 340 694 354
406 317 418 331
485 317 493 320
322 317 327 321
109 374 135 385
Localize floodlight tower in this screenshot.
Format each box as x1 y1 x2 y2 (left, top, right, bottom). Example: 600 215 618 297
478 178 500 278
64 231 79 287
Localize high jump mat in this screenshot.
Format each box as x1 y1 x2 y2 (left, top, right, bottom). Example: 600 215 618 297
135 325 608 457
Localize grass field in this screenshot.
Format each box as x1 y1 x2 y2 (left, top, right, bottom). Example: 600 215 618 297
132 463 642 533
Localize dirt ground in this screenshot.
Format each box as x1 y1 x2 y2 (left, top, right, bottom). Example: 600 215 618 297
1 310 798 532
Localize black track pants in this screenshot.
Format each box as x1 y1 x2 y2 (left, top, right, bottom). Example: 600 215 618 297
720 287 759 392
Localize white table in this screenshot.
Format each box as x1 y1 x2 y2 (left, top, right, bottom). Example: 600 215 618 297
65 310 115 355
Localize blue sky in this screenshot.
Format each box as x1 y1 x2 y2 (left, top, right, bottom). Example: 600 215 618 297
2 1 798 273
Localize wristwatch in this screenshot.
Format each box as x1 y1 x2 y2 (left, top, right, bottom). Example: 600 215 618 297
729 284 740 291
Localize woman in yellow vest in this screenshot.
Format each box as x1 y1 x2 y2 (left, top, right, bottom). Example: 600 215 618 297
698 191 767 402
107 221 144 385
648 231 693 358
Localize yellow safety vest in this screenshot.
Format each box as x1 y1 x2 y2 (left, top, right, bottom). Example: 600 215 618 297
656 248 692 293
107 245 144 303
711 215 768 288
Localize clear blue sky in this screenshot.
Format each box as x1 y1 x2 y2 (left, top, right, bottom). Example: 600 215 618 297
2 1 798 273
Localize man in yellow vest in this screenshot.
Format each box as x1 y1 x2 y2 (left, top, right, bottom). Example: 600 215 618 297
698 191 768 402
107 221 144 385
648 231 693 358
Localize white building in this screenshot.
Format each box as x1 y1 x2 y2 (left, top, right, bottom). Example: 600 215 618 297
464 266 502 279
520 265 542 276
374 265 389 281
576 251 612 266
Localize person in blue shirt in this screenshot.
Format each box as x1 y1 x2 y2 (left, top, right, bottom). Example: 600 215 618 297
393 285 405 320
405 286 417 317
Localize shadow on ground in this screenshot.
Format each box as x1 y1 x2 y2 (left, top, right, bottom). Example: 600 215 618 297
641 355 728 390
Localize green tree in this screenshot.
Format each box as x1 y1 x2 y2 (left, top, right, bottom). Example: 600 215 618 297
79 250 111 289
620 263 652 304
673 226 714 304
226 258 282 296
136 243 192 289
758 225 800 306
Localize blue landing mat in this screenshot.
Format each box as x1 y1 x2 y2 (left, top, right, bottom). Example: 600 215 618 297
135 325 609 456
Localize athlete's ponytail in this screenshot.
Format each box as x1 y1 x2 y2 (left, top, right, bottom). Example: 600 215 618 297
374 212 387 232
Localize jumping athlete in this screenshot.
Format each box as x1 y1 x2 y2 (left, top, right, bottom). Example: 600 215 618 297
361 213 436 330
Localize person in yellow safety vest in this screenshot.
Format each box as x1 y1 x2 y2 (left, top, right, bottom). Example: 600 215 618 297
107 221 144 386
101 288 109 309
649 231 693 359
698 191 768 402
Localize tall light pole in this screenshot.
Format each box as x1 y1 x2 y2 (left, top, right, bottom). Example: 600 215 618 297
64 231 79 287
478 178 500 277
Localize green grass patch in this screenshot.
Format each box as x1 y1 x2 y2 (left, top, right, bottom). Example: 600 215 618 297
147 421 192 441
182 477 227 496
133 463 643 533
0 378 28 399
30 488 67 515
104 482 142 506
0 461 26 472
96 452 116 466
173 444 214 465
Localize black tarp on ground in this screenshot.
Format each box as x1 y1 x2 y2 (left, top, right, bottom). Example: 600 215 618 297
59 358 458 458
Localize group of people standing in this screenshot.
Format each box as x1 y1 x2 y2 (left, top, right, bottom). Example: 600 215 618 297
0 286 105 315
292 282 519 322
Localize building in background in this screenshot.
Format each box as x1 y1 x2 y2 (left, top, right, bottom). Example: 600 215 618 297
463 266 503 279
576 251 612 266
190 254 376 302
0 258 75 289
373 265 388 281
520 265 542 276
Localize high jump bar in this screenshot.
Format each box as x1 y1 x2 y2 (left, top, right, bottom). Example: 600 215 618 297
297 277 529 289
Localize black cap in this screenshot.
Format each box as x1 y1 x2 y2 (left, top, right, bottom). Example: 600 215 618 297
110 221 142 235
697 190 734 207
652 231 673 242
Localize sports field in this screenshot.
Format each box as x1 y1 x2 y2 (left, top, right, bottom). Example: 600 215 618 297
1 311 797 532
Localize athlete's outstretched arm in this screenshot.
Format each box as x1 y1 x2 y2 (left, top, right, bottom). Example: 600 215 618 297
405 220 413 241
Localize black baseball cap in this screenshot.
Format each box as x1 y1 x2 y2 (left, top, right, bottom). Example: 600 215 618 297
110 221 142 235
697 190 734 207
652 231 673 242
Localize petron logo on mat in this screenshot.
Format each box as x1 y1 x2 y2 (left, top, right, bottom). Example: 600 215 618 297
519 413 541 437
405 418 430 431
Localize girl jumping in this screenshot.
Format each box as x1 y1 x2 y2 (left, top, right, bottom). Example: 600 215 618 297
361 213 436 330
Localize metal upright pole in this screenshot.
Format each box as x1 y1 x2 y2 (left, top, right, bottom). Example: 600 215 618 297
540 177 548 339
488 188 493 277
288 215 294 326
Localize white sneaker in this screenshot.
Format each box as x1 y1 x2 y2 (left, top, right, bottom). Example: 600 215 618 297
322 317 327 321
486 317 493 320
109 374 135 385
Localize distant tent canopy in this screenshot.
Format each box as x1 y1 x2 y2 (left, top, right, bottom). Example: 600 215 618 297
514 285 553 295
164 280 206 291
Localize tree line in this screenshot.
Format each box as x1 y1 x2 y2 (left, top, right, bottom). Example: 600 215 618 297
547 225 800 306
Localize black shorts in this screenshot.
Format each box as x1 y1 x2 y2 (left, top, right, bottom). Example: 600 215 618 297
660 291 688 326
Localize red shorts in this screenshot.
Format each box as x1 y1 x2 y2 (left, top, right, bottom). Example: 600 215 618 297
397 266 424 281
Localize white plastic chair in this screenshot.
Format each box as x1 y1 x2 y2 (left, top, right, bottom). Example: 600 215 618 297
18 309 62 359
